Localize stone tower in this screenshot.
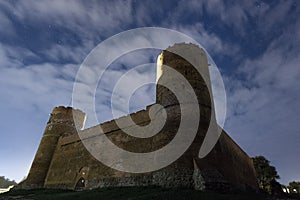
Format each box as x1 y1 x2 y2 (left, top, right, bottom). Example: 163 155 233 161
20 106 86 188
150 43 215 188
155 43 214 154
156 43 213 123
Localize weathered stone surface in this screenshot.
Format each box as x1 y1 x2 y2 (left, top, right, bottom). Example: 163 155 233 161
18 43 258 192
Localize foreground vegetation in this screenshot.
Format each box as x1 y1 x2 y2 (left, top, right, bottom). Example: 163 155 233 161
0 177 16 188
1 187 299 200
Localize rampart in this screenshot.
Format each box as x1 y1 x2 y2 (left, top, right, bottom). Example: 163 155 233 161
18 43 258 192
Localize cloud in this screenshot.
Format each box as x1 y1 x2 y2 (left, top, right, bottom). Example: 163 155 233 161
253 1 296 35
0 0 133 40
172 23 240 57
0 44 78 113
224 19 300 184
42 43 92 64
0 10 15 37
171 0 248 32
185 1 296 38
73 49 158 127
0 44 28 68
0 43 81 182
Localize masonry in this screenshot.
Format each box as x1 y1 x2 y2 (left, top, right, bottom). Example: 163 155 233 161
18 43 258 192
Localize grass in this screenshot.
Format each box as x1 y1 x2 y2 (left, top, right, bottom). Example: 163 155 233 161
0 186 295 200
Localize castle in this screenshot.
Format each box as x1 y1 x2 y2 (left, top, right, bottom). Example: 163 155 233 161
18 43 258 192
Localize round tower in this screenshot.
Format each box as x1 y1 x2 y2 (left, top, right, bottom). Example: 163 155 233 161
22 106 86 188
151 43 215 187
156 43 213 123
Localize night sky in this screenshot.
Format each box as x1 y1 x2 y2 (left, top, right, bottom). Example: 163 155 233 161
0 0 299 185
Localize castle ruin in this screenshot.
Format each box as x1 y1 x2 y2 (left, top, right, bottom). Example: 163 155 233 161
18 43 258 192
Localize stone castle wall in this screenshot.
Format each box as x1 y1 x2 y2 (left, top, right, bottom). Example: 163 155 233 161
18 43 258 192
36 106 256 191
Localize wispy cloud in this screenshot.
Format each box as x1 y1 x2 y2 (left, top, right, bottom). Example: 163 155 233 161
172 23 240 57
42 43 91 64
0 0 133 40
0 44 78 113
0 10 15 37
224 19 300 183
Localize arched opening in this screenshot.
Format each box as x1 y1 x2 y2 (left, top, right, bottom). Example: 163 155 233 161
74 177 85 190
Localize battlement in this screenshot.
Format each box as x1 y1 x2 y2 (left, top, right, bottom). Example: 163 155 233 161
48 106 86 130
51 106 83 114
